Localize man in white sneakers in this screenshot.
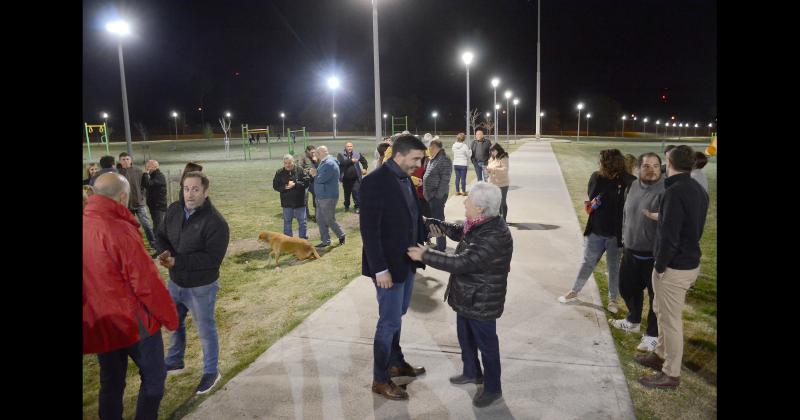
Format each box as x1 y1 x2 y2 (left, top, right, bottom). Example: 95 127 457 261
609 152 665 353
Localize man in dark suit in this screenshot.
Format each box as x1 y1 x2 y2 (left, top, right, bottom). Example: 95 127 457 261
359 135 429 401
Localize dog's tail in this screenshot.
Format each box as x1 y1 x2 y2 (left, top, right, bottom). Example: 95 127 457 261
311 247 321 260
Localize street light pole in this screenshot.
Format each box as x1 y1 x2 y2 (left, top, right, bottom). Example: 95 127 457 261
280 112 285 138
328 76 339 140
371 0 383 151
576 103 583 143
432 111 438 135
106 20 134 156
171 111 178 140
463 52 473 145
383 113 387 137
586 113 591 137
504 90 512 141
513 98 519 139
621 115 626 138
491 77 500 143
643 118 648 135
535 0 541 140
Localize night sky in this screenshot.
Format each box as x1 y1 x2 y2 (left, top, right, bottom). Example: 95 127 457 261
82 0 717 136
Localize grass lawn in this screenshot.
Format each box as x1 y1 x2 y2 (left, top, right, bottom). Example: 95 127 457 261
82 136 523 419
551 140 717 419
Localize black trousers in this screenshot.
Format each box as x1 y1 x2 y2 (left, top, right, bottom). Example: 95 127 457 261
619 248 659 337
499 186 509 221
150 208 165 235
342 177 361 210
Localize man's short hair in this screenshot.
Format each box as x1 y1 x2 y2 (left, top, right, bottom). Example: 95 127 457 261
429 139 443 149
668 145 696 172
183 162 203 174
664 144 677 154
638 152 662 167
469 182 502 217
390 135 427 158
306 145 316 152
182 171 210 190
283 154 294 161
694 151 709 169
99 155 115 169
118 152 131 159
475 127 485 134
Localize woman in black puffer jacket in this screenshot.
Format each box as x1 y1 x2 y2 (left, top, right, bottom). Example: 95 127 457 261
407 181 513 408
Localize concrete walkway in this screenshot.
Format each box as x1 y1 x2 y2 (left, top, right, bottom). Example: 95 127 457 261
187 140 635 419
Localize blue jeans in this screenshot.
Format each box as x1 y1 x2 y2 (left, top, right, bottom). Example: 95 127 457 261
282 206 308 239
166 280 220 374
97 331 166 420
457 315 501 393
373 269 415 383
428 196 447 251
473 161 487 182
570 233 621 301
453 165 468 193
132 206 157 250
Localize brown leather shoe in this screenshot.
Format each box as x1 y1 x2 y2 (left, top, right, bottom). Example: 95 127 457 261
389 362 426 378
638 372 680 389
371 380 409 400
634 352 665 372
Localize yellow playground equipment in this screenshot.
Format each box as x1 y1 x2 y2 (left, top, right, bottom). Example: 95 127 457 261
705 133 717 156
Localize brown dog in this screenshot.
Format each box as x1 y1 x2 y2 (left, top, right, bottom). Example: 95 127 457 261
258 231 320 267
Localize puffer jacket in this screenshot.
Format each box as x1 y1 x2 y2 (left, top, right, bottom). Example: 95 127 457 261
83 195 178 354
422 216 513 320
451 142 472 166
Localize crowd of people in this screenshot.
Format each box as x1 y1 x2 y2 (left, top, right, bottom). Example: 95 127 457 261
83 134 711 416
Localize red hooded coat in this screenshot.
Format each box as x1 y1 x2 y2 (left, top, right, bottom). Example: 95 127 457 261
83 194 178 354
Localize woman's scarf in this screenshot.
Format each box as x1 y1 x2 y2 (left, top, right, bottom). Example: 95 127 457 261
463 215 488 236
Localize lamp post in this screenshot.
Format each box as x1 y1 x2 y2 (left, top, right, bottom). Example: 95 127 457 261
432 111 438 135
707 122 713 136
694 123 699 137
504 90 512 141
280 112 285 138
383 113 387 137
462 51 474 144
491 77 500 142
576 103 584 142
371 0 383 149
643 118 648 135
513 98 519 139
328 76 340 139
106 19 133 156
171 111 178 140
585 113 591 137
621 115 627 138
535 0 541 140
540 111 545 135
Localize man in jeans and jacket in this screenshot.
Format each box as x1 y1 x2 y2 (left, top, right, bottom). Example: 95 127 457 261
273 154 311 239
423 138 452 251
470 128 491 181
84 173 179 420
635 145 708 390
156 171 230 395
610 152 665 353
311 145 346 248
118 152 158 254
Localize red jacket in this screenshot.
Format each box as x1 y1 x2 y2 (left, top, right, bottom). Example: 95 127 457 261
83 195 179 354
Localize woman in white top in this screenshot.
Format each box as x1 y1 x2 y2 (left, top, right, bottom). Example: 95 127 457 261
451 132 472 195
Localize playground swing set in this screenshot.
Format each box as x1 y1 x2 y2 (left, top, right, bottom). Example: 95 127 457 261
83 122 110 162
240 124 309 159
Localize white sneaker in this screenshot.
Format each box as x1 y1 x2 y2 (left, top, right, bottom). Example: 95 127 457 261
637 335 658 352
608 318 640 333
607 301 619 314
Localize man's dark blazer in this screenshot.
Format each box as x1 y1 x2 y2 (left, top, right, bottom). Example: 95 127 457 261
360 162 426 282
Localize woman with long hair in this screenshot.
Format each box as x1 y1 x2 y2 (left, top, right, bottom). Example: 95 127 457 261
558 149 636 314
486 143 509 220
451 133 472 195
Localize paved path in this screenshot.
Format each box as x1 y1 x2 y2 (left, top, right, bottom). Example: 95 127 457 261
187 140 635 419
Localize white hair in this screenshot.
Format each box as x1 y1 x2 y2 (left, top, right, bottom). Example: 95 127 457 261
282 154 294 161
317 145 328 154
469 182 502 217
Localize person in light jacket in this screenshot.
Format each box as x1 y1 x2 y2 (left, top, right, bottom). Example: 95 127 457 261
451 132 472 195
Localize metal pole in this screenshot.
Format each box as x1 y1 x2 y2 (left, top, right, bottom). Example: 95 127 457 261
586 117 589 137
434 117 437 135
332 92 336 140
493 88 498 143
506 98 510 141
372 0 383 154
117 42 133 156
174 117 178 140
282 117 285 138
514 104 517 139
622 119 625 138
466 65 471 145
576 109 581 143
535 0 541 140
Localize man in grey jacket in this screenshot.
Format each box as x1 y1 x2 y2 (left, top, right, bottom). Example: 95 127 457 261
610 152 665 354
118 152 158 253
423 139 452 251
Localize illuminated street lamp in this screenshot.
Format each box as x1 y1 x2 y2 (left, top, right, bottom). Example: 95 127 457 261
643 118 649 135
491 77 500 141
513 98 520 139
585 113 592 137
106 19 133 155
432 111 439 135
382 113 388 137
280 112 286 137
328 76 340 139
576 103 584 142
171 111 179 140
504 90 513 140
621 115 627 138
